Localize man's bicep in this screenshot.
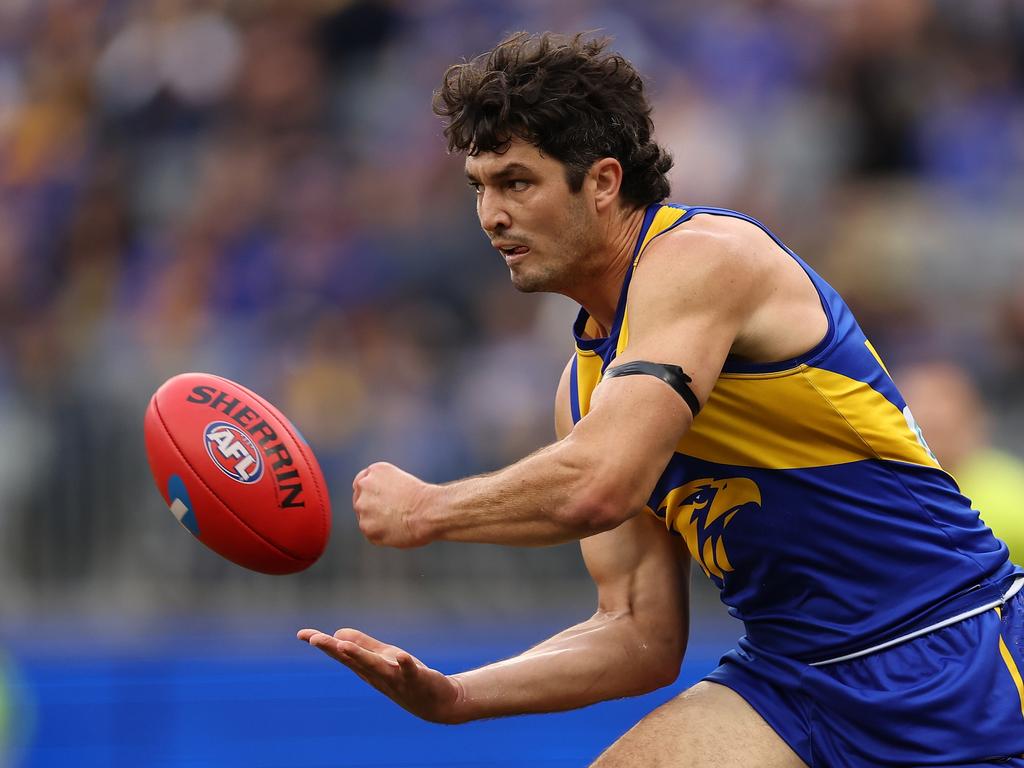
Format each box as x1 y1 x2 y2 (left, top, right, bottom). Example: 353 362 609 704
610 305 735 414
568 373 693 514
554 354 683 529
611 226 764 409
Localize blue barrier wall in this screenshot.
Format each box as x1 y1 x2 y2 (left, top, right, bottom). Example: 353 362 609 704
3 620 737 767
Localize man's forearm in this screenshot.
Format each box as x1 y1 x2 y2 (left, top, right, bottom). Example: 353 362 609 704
415 436 626 546
448 612 680 722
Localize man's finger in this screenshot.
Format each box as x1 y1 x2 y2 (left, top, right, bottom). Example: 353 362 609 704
333 627 392 653
395 651 418 678
336 639 399 678
352 467 370 491
305 632 349 663
299 628 416 692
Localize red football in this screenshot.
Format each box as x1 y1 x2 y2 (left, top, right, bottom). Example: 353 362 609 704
143 372 331 574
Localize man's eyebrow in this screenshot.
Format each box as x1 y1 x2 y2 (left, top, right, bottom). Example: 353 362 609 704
465 162 535 182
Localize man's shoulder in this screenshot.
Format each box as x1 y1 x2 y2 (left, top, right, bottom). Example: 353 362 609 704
657 208 778 259
635 210 776 297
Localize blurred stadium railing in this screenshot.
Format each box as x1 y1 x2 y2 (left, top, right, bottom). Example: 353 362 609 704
3 2 1024 764
0 0 1022 621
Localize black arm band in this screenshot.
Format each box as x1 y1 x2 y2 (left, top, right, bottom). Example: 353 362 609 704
602 361 702 417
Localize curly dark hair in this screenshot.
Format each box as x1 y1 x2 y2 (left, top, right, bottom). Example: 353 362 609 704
433 32 673 209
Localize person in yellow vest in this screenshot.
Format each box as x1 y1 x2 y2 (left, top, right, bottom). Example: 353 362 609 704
897 359 1024 564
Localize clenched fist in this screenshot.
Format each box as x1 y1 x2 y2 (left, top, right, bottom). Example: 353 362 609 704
352 462 435 548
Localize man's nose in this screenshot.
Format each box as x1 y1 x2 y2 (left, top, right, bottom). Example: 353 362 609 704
478 189 511 233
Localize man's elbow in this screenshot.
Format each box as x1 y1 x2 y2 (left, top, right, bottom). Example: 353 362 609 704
648 651 684 690
553 435 656 534
644 633 687 691
559 484 640 535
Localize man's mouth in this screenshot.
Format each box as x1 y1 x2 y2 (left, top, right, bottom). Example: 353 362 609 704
495 243 530 258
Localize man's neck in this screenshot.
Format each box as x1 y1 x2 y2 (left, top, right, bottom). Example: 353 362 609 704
568 205 649 335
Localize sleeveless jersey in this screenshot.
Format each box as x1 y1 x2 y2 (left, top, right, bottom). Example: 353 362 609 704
568 203 1020 662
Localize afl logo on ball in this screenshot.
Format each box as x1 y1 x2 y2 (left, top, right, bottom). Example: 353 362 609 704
204 421 264 483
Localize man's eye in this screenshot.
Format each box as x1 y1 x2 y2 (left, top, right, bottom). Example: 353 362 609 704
508 180 529 192
468 181 482 193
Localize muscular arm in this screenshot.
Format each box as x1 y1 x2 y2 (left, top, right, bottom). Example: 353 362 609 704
448 380 691 718
301 386 691 722
451 512 690 719
416 359 695 545
354 224 765 548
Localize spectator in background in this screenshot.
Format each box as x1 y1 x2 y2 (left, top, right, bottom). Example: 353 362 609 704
898 359 1024 563
1 0 1023 632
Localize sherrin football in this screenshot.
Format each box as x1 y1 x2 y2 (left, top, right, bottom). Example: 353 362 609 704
143 373 331 574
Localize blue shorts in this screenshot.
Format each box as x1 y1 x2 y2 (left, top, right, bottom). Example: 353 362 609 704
706 586 1024 767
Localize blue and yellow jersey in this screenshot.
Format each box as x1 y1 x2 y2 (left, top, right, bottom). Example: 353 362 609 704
569 203 1020 662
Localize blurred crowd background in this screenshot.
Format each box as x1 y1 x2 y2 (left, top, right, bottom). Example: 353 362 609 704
1 0 1024 760
3 0 1024 612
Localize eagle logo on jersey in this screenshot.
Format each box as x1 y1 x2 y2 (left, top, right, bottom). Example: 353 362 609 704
655 477 761 581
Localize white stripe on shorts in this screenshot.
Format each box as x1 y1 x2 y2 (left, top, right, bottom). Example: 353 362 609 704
810 575 1024 667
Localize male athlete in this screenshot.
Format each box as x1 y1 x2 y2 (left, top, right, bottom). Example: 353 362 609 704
299 33 1024 766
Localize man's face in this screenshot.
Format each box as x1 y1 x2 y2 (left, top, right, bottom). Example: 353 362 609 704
464 138 598 293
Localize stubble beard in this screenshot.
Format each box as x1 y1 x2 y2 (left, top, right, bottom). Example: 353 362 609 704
508 197 595 295
509 256 562 293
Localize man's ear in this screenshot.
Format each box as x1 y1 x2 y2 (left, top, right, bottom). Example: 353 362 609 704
590 157 624 212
